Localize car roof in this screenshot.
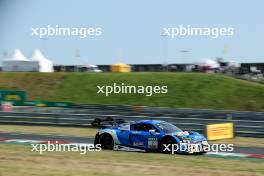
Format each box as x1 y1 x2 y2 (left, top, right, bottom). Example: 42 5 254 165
134 120 164 125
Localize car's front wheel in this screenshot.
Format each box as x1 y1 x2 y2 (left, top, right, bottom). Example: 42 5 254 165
159 136 177 154
99 133 114 150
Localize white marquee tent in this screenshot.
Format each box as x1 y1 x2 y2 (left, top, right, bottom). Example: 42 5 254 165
2 49 39 72
30 49 54 72
2 49 54 72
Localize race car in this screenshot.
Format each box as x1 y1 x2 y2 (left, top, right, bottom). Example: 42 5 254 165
94 120 208 154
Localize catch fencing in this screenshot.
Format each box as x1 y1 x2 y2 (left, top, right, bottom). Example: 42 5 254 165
0 104 263 137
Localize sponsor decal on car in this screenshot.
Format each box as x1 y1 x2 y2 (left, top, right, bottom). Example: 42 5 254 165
133 141 144 146
148 137 158 149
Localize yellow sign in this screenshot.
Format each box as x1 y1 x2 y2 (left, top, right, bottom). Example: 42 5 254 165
5 94 21 101
36 103 46 107
206 123 234 140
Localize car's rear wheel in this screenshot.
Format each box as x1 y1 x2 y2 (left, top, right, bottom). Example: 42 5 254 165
160 137 177 154
99 133 114 150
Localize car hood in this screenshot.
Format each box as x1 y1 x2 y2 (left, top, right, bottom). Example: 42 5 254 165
170 131 207 142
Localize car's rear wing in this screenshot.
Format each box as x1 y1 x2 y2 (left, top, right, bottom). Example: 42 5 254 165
91 117 125 128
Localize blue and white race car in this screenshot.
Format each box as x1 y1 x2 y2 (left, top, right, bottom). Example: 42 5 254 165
94 120 208 154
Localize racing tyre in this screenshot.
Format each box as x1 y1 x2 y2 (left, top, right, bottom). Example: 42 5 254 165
99 133 114 150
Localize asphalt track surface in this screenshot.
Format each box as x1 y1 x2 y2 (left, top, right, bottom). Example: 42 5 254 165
0 132 263 155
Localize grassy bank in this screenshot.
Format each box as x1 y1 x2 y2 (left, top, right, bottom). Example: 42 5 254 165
0 72 264 110
0 125 98 137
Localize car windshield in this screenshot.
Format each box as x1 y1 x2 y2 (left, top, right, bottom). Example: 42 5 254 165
156 122 182 133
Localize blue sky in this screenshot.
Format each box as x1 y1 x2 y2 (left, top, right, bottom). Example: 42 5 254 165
0 0 263 65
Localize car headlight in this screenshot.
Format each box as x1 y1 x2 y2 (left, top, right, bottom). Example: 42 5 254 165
202 141 208 145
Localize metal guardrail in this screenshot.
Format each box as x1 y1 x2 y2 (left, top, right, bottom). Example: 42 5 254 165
1 104 264 137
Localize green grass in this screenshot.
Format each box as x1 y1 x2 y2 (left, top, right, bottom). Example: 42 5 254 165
0 144 263 176
0 125 98 137
1 72 264 110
